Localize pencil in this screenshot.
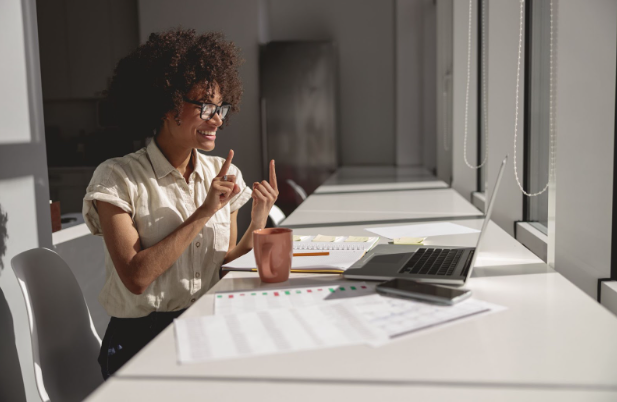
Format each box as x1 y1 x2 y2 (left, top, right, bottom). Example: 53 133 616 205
293 252 330 257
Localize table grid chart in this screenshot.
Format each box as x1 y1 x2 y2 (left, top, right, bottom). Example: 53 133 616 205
215 283 375 315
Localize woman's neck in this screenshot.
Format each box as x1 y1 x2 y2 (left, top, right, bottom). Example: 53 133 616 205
154 134 193 179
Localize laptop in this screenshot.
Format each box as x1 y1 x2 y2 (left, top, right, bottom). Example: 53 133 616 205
344 156 507 286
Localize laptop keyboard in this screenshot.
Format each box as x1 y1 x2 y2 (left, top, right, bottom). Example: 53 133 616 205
399 248 464 276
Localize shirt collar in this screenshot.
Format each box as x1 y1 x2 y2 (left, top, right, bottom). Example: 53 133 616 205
147 138 176 179
147 138 204 181
192 149 204 181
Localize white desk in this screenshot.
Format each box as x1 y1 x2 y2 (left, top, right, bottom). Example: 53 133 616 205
109 271 617 389
283 189 482 227
88 377 617 402
314 180 449 194
322 166 436 184
105 217 617 389
86 168 617 401
315 166 448 194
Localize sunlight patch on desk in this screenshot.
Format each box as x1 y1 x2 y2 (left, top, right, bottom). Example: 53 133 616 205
474 252 543 267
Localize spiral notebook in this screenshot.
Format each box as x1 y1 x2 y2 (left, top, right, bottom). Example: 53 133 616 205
222 235 380 274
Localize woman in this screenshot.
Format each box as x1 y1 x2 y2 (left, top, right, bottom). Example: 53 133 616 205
83 29 278 379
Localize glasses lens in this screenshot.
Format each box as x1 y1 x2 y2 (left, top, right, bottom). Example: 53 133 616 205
202 104 217 120
219 105 231 120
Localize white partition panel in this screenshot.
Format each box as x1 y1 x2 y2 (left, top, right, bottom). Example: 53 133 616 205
551 0 617 299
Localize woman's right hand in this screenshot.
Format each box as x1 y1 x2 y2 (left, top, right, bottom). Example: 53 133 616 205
199 150 240 217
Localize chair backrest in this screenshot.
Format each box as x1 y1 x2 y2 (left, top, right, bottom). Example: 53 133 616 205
269 205 286 227
11 248 103 402
286 179 308 204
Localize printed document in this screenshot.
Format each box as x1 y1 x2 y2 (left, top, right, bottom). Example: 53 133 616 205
215 283 375 315
174 302 389 364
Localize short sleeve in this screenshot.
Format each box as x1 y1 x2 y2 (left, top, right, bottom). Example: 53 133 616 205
228 163 252 213
83 161 134 236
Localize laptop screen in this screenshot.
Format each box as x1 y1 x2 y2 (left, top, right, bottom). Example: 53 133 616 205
465 156 508 281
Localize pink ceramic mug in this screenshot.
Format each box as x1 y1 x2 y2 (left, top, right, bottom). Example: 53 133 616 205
253 228 293 283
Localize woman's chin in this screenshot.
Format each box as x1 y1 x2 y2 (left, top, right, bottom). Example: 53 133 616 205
196 139 215 152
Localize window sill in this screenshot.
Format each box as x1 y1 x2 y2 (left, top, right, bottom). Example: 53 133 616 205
601 281 617 317
515 222 548 262
471 191 485 213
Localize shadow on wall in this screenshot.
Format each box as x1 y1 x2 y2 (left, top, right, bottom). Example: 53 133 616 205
0 203 7 271
0 203 27 402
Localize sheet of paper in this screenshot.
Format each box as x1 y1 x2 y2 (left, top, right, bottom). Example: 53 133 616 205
312 234 337 242
345 236 369 242
393 237 425 245
345 294 501 338
174 302 389 364
222 249 366 271
366 222 480 240
215 283 376 315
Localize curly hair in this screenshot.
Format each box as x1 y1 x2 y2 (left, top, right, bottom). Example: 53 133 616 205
103 28 244 138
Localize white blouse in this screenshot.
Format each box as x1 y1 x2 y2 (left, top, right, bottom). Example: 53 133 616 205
83 139 252 318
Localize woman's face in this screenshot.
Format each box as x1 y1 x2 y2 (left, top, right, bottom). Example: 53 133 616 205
162 84 224 152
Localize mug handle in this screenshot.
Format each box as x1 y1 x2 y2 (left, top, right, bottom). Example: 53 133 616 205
260 243 275 279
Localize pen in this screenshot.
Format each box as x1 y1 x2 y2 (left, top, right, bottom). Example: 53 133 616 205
293 252 330 257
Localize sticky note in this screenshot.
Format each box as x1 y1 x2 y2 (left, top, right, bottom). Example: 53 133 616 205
345 236 369 242
293 235 303 241
312 234 336 242
393 237 426 245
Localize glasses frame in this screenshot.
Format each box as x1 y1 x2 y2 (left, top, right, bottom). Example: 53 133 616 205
183 97 231 121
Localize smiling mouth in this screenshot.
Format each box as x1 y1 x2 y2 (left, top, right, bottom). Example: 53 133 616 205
197 129 216 140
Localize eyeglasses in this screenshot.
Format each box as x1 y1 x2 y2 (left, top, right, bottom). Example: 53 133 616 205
183 97 231 121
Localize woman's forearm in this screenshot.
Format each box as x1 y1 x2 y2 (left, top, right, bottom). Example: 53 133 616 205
223 221 260 264
125 208 214 293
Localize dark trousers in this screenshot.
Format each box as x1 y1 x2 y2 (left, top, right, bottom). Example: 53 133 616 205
98 309 186 380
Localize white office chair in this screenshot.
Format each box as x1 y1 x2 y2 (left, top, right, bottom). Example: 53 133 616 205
269 204 286 227
286 179 308 204
11 248 103 402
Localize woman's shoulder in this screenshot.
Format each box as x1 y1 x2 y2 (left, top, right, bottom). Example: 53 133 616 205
91 148 149 184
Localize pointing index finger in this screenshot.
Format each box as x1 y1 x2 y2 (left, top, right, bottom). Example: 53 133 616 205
217 150 234 178
269 159 277 191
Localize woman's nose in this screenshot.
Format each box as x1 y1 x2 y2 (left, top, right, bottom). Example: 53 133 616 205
210 112 223 127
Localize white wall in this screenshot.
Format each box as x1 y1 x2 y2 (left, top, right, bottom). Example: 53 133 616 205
138 0 263 233
396 0 436 169
266 0 396 166
451 0 479 200
436 0 453 184
0 0 51 400
551 0 616 299
485 0 524 236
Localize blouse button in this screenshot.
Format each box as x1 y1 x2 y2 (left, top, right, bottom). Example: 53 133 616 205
195 272 200 278
191 298 196 303
196 242 201 248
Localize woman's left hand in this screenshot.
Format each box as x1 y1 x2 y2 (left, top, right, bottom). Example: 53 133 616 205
251 160 278 229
